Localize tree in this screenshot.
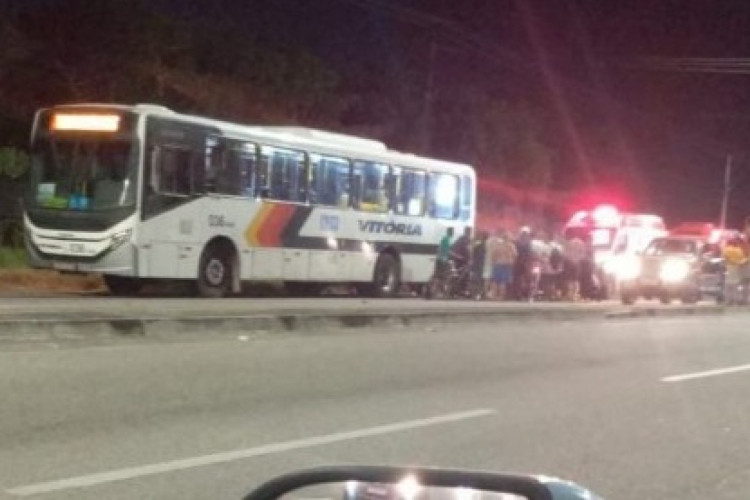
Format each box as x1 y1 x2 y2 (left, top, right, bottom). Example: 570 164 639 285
0 0 343 135
0 147 29 180
432 86 555 188
0 147 28 240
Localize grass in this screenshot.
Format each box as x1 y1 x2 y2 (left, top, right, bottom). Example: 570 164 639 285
0 246 104 293
0 246 28 269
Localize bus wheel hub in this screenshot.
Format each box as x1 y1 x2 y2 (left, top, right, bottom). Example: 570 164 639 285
206 259 225 285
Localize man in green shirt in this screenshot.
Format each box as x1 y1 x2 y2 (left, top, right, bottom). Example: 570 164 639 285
436 227 454 277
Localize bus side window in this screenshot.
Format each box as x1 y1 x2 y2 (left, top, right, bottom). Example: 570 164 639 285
428 173 459 220
353 160 389 212
148 146 161 195
228 141 257 197
204 136 222 193
310 155 350 207
262 147 307 202
153 145 193 196
336 160 351 208
395 168 426 216
460 175 473 221
389 167 402 213
309 154 322 205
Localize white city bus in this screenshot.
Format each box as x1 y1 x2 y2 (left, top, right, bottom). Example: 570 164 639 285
24 104 476 297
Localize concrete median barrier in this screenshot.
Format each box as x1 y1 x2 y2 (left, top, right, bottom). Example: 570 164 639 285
604 304 725 319
0 300 728 344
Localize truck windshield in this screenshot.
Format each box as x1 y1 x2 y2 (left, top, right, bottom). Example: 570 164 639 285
645 239 697 256
564 227 616 250
28 136 137 211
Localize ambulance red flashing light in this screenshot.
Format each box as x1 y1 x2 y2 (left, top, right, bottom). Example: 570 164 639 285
591 205 620 227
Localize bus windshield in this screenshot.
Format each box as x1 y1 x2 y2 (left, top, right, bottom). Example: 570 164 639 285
28 136 137 211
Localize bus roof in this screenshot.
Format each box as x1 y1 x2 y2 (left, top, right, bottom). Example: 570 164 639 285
45 103 474 175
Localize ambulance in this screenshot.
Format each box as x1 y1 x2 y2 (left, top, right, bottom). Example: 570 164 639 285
562 205 668 296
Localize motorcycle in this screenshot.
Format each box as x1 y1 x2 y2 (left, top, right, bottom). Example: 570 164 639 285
244 465 603 500
425 260 484 300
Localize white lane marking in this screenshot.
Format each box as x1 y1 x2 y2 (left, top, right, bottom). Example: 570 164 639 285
7 408 495 497
661 363 750 383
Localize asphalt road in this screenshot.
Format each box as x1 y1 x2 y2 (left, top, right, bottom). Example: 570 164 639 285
2 313 750 499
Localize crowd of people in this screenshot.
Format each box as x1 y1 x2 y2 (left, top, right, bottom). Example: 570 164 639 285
721 229 750 305
431 215 750 303
434 225 602 301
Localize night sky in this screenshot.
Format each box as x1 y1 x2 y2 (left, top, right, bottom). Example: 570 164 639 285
257 0 750 224
6 0 750 225
318 0 750 224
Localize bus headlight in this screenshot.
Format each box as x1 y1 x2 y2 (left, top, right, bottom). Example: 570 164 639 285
616 256 641 280
660 259 690 282
110 228 132 250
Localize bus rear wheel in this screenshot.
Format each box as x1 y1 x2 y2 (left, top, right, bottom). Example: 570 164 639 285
370 253 401 298
197 243 234 298
104 275 141 296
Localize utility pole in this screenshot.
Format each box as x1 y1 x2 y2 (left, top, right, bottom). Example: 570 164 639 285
720 154 733 230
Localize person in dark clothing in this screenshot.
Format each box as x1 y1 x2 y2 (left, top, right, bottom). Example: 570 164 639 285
546 238 565 300
578 237 598 300
471 231 489 299
450 226 472 270
512 227 533 299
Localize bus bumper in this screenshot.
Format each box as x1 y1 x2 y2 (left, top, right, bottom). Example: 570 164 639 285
25 237 138 276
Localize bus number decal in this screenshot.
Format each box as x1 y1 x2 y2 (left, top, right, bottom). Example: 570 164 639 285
209 215 235 228
320 214 340 232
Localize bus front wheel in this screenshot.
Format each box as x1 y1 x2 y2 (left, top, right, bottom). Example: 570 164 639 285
104 275 141 296
197 243 234 298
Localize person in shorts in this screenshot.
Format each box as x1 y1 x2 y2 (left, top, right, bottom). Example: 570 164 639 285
489 229 517 300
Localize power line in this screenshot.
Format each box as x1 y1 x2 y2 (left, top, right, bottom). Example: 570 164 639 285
336 0 750 161
637 57 750 74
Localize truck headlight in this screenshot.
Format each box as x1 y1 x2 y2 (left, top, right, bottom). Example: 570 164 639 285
616 256 641 280
110 228 132 250
660 259 690 282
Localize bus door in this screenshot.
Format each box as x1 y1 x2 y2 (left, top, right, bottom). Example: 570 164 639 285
141 117 214 278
